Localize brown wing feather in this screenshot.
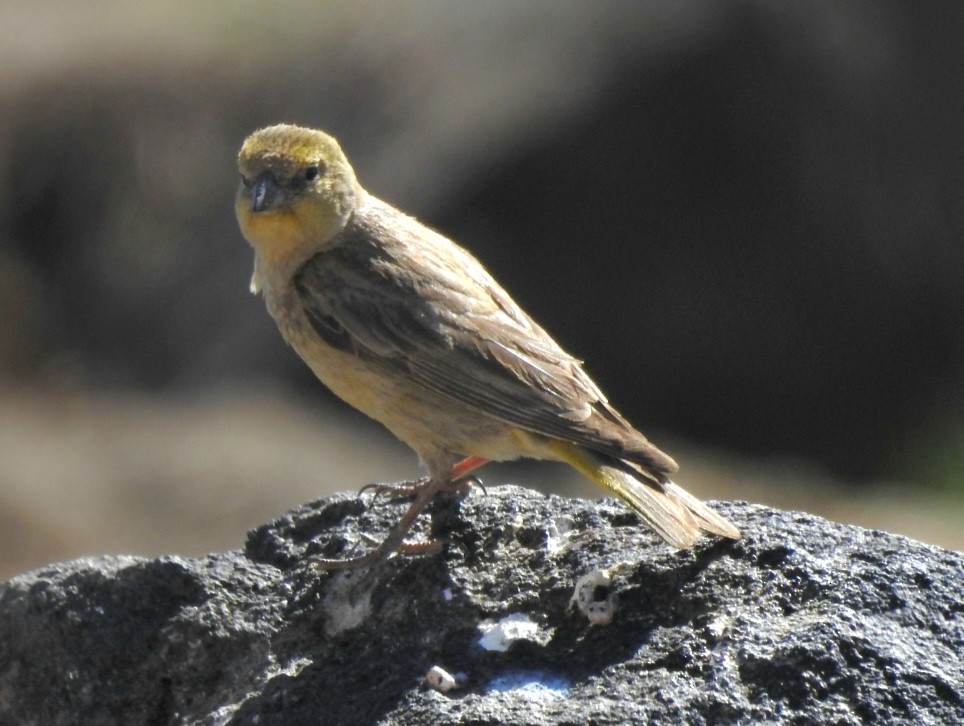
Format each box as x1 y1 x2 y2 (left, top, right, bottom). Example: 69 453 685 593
294 197 677 477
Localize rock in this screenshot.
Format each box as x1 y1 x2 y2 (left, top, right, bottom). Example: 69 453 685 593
1 485 961 724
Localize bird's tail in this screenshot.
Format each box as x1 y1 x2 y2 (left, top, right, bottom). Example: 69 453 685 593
550 442 741 548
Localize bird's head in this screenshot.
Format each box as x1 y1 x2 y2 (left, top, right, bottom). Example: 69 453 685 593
236 124 361 262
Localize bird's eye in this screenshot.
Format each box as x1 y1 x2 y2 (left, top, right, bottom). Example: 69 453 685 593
304 165 321 181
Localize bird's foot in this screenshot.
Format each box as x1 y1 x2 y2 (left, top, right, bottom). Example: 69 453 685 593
358 476 431 501
315 457 490 571
313 476 446 571
310 537 446 571
358 467 487 504
358 532 447 558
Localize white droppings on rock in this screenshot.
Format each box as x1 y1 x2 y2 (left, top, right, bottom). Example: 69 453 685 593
545 516 576 554
321 572 373 636
477 613 546 652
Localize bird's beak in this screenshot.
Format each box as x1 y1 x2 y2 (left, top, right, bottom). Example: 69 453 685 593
250 172 281 213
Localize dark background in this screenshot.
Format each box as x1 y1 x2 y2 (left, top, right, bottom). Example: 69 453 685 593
1 1 961 576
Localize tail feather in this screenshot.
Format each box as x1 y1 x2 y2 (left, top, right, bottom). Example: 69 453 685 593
552 442 741 548
662 480 742 540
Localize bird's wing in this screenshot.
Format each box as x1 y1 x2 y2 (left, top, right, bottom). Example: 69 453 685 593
293 204 677 477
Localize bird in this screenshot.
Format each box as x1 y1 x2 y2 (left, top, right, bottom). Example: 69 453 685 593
235 123 740 569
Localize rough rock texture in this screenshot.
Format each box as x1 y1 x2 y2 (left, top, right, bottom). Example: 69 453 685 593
1 485 961 725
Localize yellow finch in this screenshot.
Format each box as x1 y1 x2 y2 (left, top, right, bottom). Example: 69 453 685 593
235 124 740 568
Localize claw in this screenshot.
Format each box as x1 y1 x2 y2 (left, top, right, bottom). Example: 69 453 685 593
459 475 487 496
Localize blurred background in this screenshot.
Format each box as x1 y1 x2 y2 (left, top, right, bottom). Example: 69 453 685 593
1 1 962 579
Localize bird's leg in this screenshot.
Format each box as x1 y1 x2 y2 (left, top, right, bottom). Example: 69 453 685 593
313 456 490 571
